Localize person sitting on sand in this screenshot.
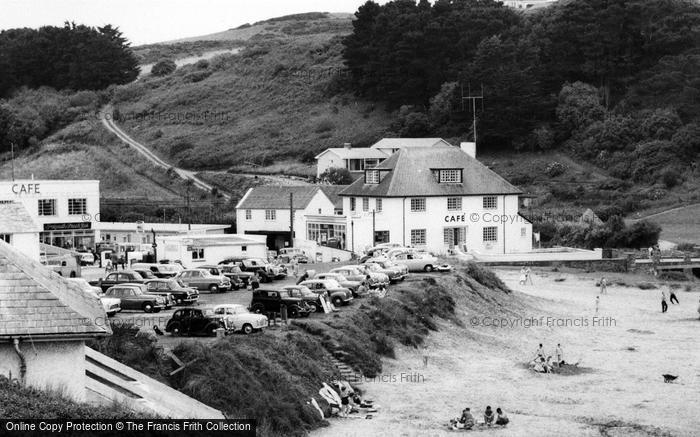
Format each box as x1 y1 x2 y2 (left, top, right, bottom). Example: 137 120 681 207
484 406 495 426
459 408 475 430
544 356 554 373
531 357 546 373
495 408 509 426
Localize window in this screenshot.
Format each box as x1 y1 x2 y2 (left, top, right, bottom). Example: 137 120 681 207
410 229 426 245
348 159 364 171
242 245 247 252
265 210 276 221
0 234 10 244
376 198 382 213
192 248 205 260
38 199 56 216
521 227 527 237
447 197 462 211
483 226 498 242
245 209 252 220
350 197 356 212
410 198 426 212
362 197 369 211
439 169 462 183
318 208 322 214
365 158 380 169
68 198 87 215
365 170 380 184
483 196 497 209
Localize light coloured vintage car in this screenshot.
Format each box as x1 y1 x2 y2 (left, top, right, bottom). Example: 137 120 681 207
313 272 364 296
211 304 268 334
67 277 121 317
331 265 389 289
392 252 441 272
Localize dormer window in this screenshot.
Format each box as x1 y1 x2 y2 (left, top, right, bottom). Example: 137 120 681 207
365 170 380 184
432 169 462 183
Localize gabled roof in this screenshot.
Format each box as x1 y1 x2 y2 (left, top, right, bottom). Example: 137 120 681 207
319 185 348 209
339 147 522 197
370 138 453 150
0 240 110 340
0 202 40 234
315 147 389 160
236 186 323 210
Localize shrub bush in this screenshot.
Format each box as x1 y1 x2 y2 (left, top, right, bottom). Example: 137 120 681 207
545 161 567 177
151 59 177 76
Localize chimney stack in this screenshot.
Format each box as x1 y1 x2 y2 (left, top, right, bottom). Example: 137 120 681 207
343 143 352 150
460 142 476 158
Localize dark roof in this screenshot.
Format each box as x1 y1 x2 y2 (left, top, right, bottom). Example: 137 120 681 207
339 147 522 197
319 185 348 209
237 186 322 210
0 241 110 340
0 202 40 233
370 138 453 150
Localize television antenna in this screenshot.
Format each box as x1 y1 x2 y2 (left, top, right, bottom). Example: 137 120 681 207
461 83 484 144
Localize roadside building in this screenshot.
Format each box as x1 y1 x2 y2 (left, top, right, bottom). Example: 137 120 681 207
95 222 230 245
0 180 99 250
339 145 532 255
157 234 268 266
236 186 347 251
502 0 556 9
0 240 109 401
0 202 41 260
369 137 453 155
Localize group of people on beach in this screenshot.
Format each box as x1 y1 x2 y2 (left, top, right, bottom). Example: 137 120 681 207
451 406 509 430
660 286 680 313
530 343 566 374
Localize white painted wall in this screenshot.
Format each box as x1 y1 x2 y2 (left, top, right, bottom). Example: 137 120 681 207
10 232 41 261
158 235 268 268
344 194 532 255
316 150 344 178
0 340 87 401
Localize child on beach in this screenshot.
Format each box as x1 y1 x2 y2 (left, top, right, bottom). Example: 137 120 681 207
495 408 509 426
484 406 495 426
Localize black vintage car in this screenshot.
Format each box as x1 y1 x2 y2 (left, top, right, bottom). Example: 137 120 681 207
144 279 199 305
165 307 227 336
249 289 311 318
199 264 244 290
90 270 145 293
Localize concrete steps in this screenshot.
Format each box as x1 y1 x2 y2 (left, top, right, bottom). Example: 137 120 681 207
330 350 363 385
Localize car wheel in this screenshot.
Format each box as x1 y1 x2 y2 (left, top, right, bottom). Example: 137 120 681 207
242 324 253 335
176 298 183 305
153 308 162 313
208 324 220 337
251 304 265 314
308 302 319 313
332 296 343 307
143 302 153 313
288 306 300 318
424 264 434 272
170 323 181 336
209 284 219 293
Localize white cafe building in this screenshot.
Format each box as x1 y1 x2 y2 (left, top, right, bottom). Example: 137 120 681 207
339 145 533 255
0 180 100 250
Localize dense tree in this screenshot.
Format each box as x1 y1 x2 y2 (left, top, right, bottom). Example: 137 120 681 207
556 82 606 136
0 23 138 97
319 167 353 185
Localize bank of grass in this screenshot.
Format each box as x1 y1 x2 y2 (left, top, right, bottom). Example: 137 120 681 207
0 375 145 419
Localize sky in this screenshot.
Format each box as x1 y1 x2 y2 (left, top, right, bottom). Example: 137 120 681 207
0 0 386 46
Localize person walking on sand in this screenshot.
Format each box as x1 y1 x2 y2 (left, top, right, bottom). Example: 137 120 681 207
535 343 545 360
600 276 608 294
525 266 533 285
669 287 679 305
556 343 564 366
595 295 600 314
661 290 668 313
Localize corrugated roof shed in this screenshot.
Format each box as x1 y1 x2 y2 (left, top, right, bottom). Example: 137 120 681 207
236 186 321 210
339 147 522 197
0 202 40 234
0 240 109 340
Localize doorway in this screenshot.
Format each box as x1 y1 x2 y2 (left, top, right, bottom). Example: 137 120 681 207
444 227 467 250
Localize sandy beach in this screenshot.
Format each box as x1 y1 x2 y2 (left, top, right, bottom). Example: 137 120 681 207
314 268 700 437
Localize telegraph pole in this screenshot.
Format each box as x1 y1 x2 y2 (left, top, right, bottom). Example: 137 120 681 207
461 83 484 144
289 192 294 247
372 210 376 245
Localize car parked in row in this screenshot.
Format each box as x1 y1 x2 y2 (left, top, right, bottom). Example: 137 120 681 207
212 304 268 334
67 277 121 317
363 261 405 283
165 307 226 336
199 265 244 290
366 259 409 281
280 285 324 313
313 272 365 297
392 252 441 272
90 270 145 292
342 265 390 288
144 278 199 305
176 269 231 293
299 279 354 307
249 288 312 318
131 263 181 278
104 283 168 313
219 257 287 282
219 263 254 286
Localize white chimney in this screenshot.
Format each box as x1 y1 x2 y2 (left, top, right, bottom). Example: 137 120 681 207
460 142 476 158
343 142 352 150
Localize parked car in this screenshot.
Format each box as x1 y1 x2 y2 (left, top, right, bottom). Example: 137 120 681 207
76 251 95 266
281 285 324 313
367 259 409 281
219 257 286 281
132 268 158 280
392 252 440 272
131 262 181 278
249 289 312 318
278 248 310 264
90 270 145 292
66 278 121 317
299 279 354 306
313 272 364 297
199 264 243 290
363 261 404 283
342 265 390 288
144 279 199 305
212 304 268 334
176 269 231 293
330 266 387 289
104 283 167 313
165 307 226 336
218 263 254 286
